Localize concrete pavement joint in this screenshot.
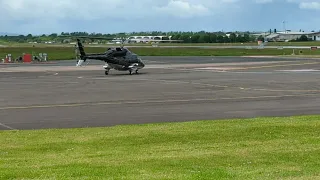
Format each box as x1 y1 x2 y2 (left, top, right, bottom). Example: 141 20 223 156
125 78 320 93
170 61 320 72
122 78 229 88
88 77 319 93
225 62 320 70
247 88 320 92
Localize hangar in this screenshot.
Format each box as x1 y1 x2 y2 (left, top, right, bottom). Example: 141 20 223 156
265 31 320 42
127 36 170 43
309 32 320 41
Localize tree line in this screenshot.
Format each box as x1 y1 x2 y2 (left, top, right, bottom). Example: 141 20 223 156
0 31 311 43
0 31 263 43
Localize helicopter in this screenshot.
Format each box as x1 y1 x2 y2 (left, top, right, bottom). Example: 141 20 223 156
75 38 145 75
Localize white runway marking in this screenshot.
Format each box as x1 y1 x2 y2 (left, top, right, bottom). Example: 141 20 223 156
276 69 320 72
0 122 17 130
2 82 79 85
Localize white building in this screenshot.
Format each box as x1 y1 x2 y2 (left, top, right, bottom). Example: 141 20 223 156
265 31 320 41
310 32 320 41
126 36 170 43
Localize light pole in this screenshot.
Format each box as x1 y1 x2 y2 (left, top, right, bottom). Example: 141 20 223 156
283 21 287 33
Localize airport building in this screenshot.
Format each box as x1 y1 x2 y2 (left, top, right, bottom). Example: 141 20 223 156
265 31 320 42
127 36 170 43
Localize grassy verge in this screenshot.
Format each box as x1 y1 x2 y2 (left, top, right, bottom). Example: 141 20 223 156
1 115 320 179
1 47 320 60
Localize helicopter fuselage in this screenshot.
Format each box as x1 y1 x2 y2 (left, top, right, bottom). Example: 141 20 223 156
75 38 145 75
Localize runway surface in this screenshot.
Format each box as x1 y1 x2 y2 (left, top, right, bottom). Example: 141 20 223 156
0 56 320 130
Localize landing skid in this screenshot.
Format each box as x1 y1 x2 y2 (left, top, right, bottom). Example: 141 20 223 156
104 68 110 75
103 67 139 76
103 64 111 75
129 69 139 75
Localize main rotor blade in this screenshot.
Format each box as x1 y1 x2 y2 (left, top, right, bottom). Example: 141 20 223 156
58 35 125 40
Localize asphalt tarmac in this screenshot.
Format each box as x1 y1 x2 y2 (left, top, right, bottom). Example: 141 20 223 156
0 56 320 130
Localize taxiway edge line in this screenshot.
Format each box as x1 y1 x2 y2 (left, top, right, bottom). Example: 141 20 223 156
0 122 17 130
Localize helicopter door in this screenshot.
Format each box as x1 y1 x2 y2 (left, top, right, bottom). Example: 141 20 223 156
113 48 126 57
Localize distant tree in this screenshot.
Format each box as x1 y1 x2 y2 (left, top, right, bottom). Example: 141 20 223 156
243 34 250 42
229 33 236 43
299 35 308 41
0 30 283 43
257 35 264 41
191 34 200 43
223 36 230 43
202 33 210 43
209 33 217 43
180 34 191 43
170 34 180 40
216 35 224 43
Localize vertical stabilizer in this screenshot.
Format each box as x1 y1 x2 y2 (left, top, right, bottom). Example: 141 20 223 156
76 38 86 66
76 39 86 59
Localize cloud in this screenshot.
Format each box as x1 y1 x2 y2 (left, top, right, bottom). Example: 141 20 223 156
285 0 320 9
299 2 320 9
0 0 319 34
0 0 244 21
255 0 273 3
0 0 317 22
154 0 210 18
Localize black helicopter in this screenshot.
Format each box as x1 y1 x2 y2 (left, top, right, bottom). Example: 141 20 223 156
75 38 145 75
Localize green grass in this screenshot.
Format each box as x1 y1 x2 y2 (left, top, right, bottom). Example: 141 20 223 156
1 115 320 179
1 41 320 47
1 46 320 60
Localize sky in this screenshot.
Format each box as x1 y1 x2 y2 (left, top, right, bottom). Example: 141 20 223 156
0 0 319 35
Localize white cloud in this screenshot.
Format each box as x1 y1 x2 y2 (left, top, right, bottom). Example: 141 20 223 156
299 2 320 9
0 0 318 22
154 0 210 18
286 0 320 9
0 0 319 34
255 0 273 3
0 0 245 21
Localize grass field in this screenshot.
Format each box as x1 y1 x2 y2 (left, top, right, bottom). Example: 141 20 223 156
1 41 320 47
1 46 320 60
1 115 319 179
